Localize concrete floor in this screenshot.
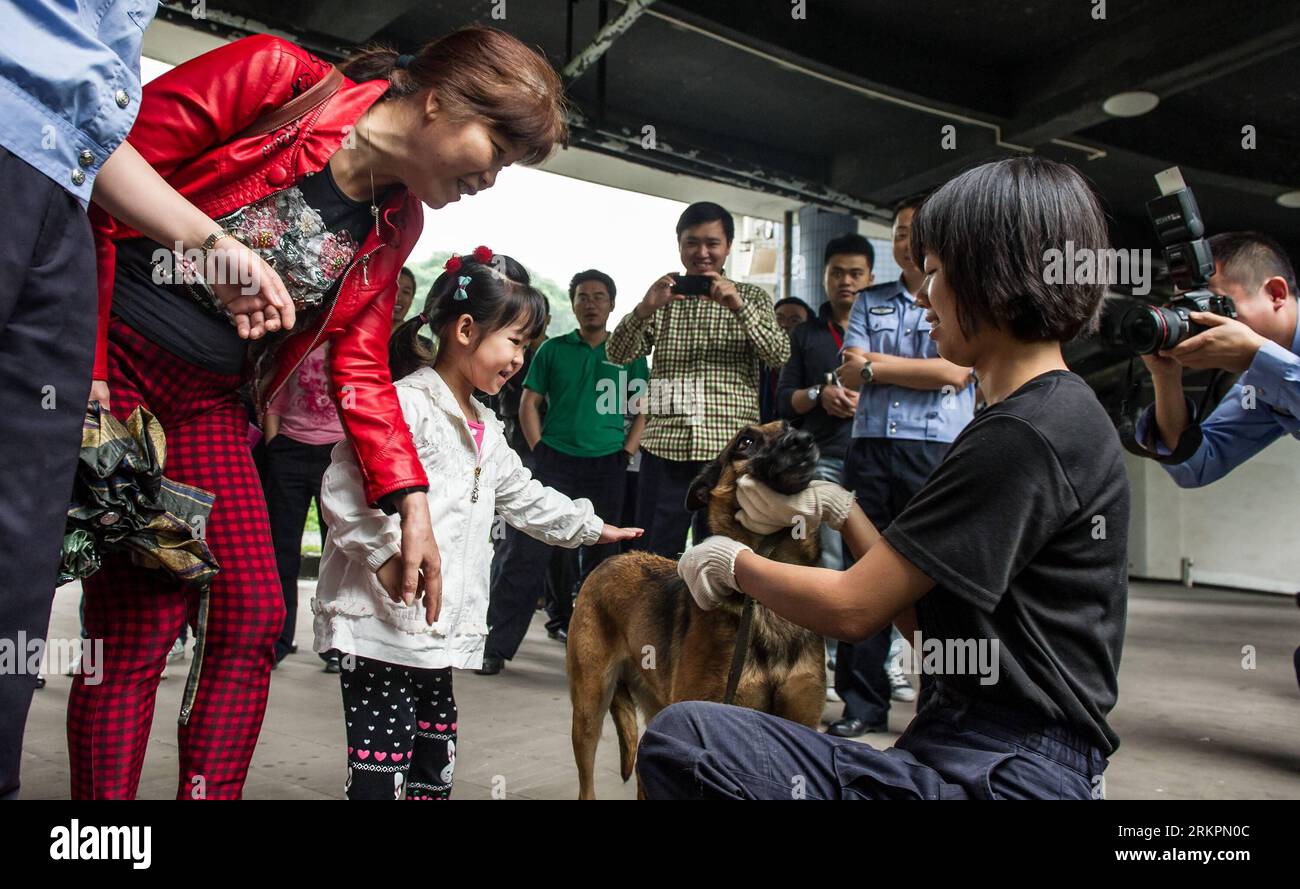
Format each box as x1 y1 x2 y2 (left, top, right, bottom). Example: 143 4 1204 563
18 578 1300 799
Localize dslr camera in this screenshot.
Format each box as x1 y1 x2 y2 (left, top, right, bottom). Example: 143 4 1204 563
1110 168 1237 355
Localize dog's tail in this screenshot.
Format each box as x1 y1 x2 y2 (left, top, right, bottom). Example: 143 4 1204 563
610 682 639 783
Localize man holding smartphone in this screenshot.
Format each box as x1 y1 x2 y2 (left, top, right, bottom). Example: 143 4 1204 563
608 202 789 559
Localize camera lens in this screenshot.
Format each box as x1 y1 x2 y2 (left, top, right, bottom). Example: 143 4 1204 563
1119 304 1189 354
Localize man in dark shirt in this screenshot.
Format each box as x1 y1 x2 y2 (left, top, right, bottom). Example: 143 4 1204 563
641 156 1129 799
778 235 873 572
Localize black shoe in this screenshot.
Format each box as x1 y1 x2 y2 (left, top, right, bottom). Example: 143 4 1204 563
323 655 342 674
827 717 887 738
475 655 504 676
547 627 568 644
35 676 46 689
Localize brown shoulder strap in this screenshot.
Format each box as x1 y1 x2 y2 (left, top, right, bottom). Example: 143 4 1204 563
235 67 345 140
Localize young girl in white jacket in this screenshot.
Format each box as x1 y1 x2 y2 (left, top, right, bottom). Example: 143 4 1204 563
313 249 641 799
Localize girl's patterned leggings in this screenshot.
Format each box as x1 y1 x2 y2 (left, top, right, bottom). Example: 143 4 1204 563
339 655 458 800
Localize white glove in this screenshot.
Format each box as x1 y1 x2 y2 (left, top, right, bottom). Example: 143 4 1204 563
677 535 752 611
733 476 856 534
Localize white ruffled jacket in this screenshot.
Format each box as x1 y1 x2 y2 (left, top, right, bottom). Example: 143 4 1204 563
312 366 603 670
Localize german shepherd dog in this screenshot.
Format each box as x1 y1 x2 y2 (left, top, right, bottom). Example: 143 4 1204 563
567 420 828 799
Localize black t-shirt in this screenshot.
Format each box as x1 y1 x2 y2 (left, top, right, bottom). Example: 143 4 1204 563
111 163 378 375
883 370 1130 753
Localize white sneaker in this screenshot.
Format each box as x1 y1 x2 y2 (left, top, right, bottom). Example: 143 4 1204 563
886 661 916 702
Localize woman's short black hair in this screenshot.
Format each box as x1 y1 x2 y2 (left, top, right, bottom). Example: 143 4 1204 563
388 253 546 379
676 201 735 243
569 268 617 303
910 156 1110 343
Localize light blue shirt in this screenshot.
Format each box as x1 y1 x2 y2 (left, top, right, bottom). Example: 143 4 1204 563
843 278 976 442
1135 323 1300 487
0 0 156 206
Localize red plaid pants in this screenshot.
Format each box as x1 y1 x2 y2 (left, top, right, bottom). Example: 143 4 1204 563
67 319 284 799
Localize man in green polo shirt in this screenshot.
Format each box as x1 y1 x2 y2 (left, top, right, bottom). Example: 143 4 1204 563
478 269 648 675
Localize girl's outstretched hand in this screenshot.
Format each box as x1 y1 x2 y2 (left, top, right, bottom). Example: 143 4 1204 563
597 523 643 545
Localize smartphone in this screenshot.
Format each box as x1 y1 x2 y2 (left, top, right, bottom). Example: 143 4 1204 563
670 274 713 297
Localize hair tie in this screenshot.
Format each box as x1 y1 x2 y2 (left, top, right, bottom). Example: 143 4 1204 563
454 275 472 301
417 312 429 325
395 53 415 70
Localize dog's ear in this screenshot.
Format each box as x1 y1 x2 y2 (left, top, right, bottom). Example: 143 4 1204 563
684 459 724 513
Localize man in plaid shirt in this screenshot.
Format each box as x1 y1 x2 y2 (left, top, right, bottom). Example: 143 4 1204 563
608 202 790 558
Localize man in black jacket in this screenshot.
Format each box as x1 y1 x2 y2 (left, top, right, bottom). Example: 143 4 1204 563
778 234 873 573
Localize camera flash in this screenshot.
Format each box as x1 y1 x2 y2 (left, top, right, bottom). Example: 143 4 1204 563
1155 167 1187 197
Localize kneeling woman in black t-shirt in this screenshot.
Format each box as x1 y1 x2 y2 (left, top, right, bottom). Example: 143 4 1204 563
639 156 1130 800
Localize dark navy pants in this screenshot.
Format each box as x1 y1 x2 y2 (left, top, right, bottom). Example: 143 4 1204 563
628 449 710 560
0 148 95 799
638 683 1108 800
836 437 949 725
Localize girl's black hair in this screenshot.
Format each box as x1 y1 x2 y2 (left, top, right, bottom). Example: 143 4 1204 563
388 253 547 379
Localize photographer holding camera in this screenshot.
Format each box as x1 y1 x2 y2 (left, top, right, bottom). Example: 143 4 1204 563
1138 232 1298 478
1136 231 1300 689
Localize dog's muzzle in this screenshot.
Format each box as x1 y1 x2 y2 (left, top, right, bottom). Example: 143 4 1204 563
747 426 819 495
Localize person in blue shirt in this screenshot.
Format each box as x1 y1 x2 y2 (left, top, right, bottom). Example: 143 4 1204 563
0 0 293 799
826 195 976 737
1135 230 1300 690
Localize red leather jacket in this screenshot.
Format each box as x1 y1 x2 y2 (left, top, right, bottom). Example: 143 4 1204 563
91 35 427 506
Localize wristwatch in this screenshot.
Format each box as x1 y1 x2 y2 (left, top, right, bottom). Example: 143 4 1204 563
198 230 234 259
860 359 874 385
807 384 823 404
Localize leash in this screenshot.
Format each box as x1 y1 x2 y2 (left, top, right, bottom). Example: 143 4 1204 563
722 534 782 706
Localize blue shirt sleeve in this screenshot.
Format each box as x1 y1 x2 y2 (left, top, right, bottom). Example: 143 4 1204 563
1246 340 1300 418
1135 380 1288 488
0 0 156 204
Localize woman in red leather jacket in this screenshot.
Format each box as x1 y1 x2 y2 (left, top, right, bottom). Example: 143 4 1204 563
71 27 567 799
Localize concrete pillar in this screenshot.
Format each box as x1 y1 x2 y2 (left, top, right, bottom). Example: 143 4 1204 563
793 205 857 311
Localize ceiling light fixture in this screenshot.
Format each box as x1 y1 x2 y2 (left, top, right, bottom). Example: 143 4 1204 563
1102 91 1160 117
